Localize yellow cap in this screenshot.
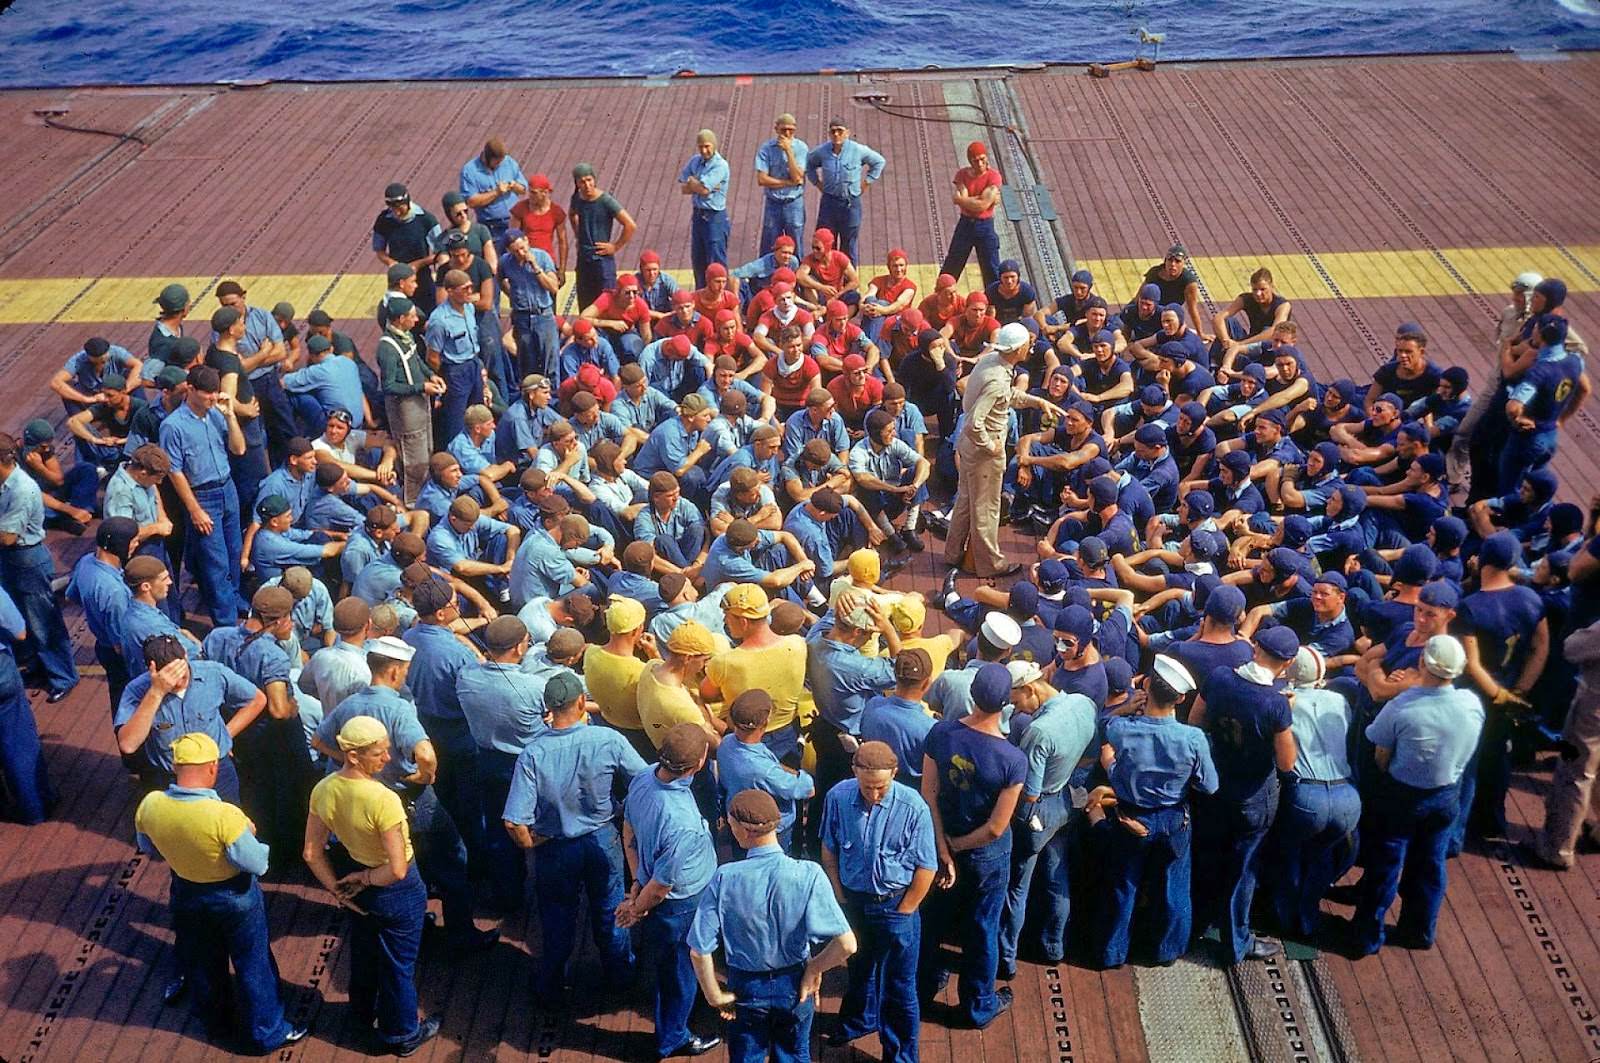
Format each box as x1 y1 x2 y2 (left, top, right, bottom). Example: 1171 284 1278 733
667 619 717 656
723 583 772 620
336 715 389 752
848 548 880 585
605 595 646 633
889 596 926 635
170 732 221 765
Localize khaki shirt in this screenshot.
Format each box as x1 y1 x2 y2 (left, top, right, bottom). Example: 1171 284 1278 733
961 352 1012 454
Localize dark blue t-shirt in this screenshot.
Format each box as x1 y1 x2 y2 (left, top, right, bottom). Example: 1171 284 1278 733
1170 639 1254 715
1459 585 1545 684
1199 665 1292 800
924 718 1028 838
1051 659 1109 711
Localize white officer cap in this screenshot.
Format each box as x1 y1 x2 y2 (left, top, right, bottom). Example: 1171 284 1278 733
979 612 1023 650
367 635 416 662
982 321 1033 355
1421 635 1466 681
1151 654 1197 696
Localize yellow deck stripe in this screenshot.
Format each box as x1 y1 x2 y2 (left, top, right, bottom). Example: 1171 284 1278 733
0 246 1594 326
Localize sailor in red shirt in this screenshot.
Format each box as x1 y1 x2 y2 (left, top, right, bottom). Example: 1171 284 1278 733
881 306 926 376
745 265 803 331
809 299 881 377
704 308 767 379
557 361 620 411
826 354 885 435
582 273 653 361
753 282 816 357
859 247 919 349
509 173 568 284
797 228 859 312
918 272 966 331
947 291 999 361
657 290 715 349
764 325 822 418
694 263 740 320
940 140 1004 288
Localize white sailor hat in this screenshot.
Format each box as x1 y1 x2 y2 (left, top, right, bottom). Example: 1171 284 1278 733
367 635 416 662
1151 654 1197 696
980 612 1023 650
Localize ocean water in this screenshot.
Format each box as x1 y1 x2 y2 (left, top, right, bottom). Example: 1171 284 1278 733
0 0 1597 86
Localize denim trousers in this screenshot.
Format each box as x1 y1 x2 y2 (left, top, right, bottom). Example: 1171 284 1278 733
1001 790 1074 967
840 890 921 1063
726 963 812 1063
1196 778 1280 963
1353 775 1459 953
0 542 78 694
532 827 633 996
917 833 1010 1026
185 479 246 627
170 872 293 1052
1096 803 1192 968
346 861 426 1045
636 892 701 1056
1269 779 1361 938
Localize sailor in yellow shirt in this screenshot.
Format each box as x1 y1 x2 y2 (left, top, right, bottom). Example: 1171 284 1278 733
703 583 809 766
134 732 305 1053
638 620 726 748
888 596 957 682
582 595 660 760
304 716 438 1055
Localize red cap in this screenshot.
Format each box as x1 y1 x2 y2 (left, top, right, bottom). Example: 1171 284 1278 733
577 363 602 386
896 308 925 331
825 299 849 318
772 281 794 296
814 228 835 249
668 335 692 358
639 249 661 265
773 267 797 284
967 140 988 162
529 173 553 190
573 317 595 335
714 308 738 325
967 292 990 307
843 353 866 371
616 273 639 289
773 235 797 251
887 247 908 263
705 262 728 279
936 273 958 289
671 290 695 307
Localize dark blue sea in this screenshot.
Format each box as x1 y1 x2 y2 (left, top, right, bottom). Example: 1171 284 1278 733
0 0 1597 86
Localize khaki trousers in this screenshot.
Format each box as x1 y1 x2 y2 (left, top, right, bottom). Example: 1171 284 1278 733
942 434 1006 576
1541 687 1600 865
386 394 434 507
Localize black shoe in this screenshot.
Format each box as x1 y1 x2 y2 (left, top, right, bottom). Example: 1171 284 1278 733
939 568 960 607
47 685 75 704
1244 938 1281 961
881 530 906 555
394 1016 441 1057
161 975 187 1005
973 987 1014 1029
661 1035 722 1058
821 1028 856 1048
901 527 926 552
276 1026 309 1048
449 926 499 953
997 961 1017 981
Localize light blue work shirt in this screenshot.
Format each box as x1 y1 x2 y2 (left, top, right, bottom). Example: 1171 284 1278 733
282 357 365 427
254 466 314 524
250 527 325 582
102 466 159 528
458 661 549 755
499 247 557 313
806 632 896 734
702 529 781 590
848 436 921 485
66 553 131 650
820 779 937 896
782 409 849 461
159 404 232 487
710 444 782 495
351 555 403 605
716 734 814 836
860 695 935 785
558 337 620 383
424 301 480 365
317 684 430 787
755 135 810 202
535 443 592 485
1289 686 1354 783
448 430 498 477
625 769 718 899
632 497 705 549
1366 684 1485 789
115 661 260 774
120 598 201 668
867 401 926 449
709 481 776 522
687 843 851 971
340 527 388 586
926 659 985 726
402 622 478 723
459 152 527 222
495 400 564 462
426 513 512 574
62 344 138 395
679 151 731 212
1012 692 1096 798
0 469 46 546
1104 714 1219 809
805 138 886 200
648 586 732 646
638 340 712 398
614 384 679 433
510 525 576 606
573 410 628 453
502 721 649 838
704 414 763 460
234 305 285 379
515 597 558 645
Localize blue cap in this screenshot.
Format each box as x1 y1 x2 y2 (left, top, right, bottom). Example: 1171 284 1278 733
1258 408 1288 428
1431 515 1467 552
1071 269 1093 285
971 662 1014 713
1180 401 1207 425
1418 580 1460 609
1243 363 1267 384
1399 420 1430 442
1138 283 1161 302
1188 529 1225 561
1089 477 1119 506
1313 441 1341 470
1053 604 1096 641
1008 579 1040 618
1395 321 1426 339
1534 278 1568 309
1161 302 1186 324
1084 456 1113 478
1336 484 1367 516
503 227 525 243
1141 384 1167 406
1092 329 1116 347
1267 547 1302 578
1393 544 1438 585
1332 379 1360 404
1417 453 1446 480
1539 315 1570 347
1480 530 1522 571
1550 501 1585 539
999 258 1021 276
1070 400 1096 421
1222 450 1253 475
1103 657 1133 693
1257 625 1300 661
1135 423 1167 446
1156 339 1190 363
1314 571 1348 592
1247 511 1278 535
1192 573 1222 611
1273 343 1303 362
1375 391 1404 411
1205 584 1246 623
1280 514 1311 548
1184 490 1215 518
1036 558 1068 591
1079 536 1109 565
1525 467 1559 502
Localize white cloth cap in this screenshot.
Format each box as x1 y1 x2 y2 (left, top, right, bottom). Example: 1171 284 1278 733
1421 634 1465 680
1513 271 1543 290
1006 659 1043 688
1151 654 1197 695
1286 646 1326 688
980 611 1023 649
982 321 1033 354
367 635 416 662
